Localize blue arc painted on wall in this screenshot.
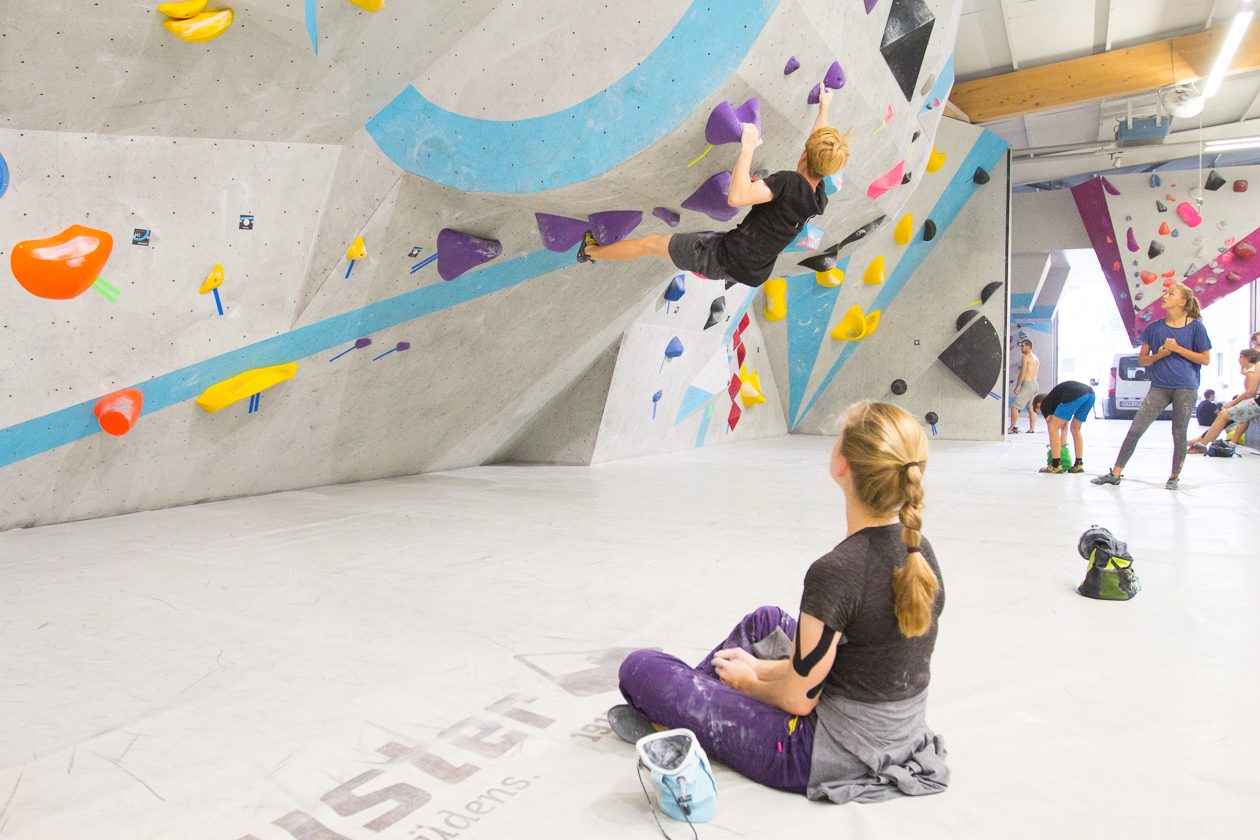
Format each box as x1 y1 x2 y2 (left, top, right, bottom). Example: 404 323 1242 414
366 0 778 193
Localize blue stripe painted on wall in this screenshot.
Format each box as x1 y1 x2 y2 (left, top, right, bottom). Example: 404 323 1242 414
674 385 717 424
1 248 576 469
785 266 846 425
1010 292 1034 310
793 129 1010 428
366 0 778 193
1015 305 1056 320
695 404 714 448
304 0 317 54
920 54 955 114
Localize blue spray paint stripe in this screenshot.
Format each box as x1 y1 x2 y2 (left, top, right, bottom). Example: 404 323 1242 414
920 54 955 114
0 150 9 199
785 262 848 424
1010 292 1034 309
366 0 778 193
0 248 575 469
723 291 757 345
304 0 318 54
695 404 714 448
793 129 1010 428
1016 305 1056 320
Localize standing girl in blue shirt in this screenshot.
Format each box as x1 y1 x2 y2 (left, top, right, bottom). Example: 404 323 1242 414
1093 283 1212 490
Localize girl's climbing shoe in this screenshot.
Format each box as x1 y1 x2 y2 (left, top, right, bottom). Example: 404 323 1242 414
576 231 600 264
1091 472 1122 486
607 704 655 744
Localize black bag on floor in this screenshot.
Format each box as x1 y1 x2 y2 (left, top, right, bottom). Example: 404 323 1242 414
1207 440 1236 458
1076 526 1141 601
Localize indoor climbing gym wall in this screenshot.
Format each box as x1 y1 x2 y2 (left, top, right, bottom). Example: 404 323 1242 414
0 0 969 530
1071 164 1260 341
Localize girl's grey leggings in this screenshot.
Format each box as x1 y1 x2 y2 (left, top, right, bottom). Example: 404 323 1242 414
1115 387 1197 476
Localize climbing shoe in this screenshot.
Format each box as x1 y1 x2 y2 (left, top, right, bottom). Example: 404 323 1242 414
1039 465 1064 474
607 704 654 744
1068 462 1085 474
576 231 600 264
1091 472 1122 486
1165 478 1179 491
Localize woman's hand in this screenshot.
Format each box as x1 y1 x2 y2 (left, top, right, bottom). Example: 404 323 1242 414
713 654 757 692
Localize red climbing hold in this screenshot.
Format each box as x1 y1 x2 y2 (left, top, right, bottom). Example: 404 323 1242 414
727 401 742 431
728 373 742 401
1140 271 1158 284
1158 221 1171 236
1233 241 1256 260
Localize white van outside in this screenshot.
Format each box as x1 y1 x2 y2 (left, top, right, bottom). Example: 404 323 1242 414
1104 353 1173 420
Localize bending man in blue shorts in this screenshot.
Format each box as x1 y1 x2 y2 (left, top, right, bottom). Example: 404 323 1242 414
1033 381 1096 474
577 87 849 288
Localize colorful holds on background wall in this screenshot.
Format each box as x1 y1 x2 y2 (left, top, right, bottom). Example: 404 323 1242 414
1204 170 1226 191
1155 200 1167 212
807 62 846 103
798 244 840 272
956 310 978 331
0 150 9 199
879 0 934 100
1234 180 1249 193
838 216 885 251
704 296 726 330
894 214 914 245
664 273 686 304
10 225 114 300
925 146 946 173
863 256 886 285
762 277 787 321
979 280 1003 303
682 172 738 222
1100 177 1120 196
1234 241 1257 260
815 267 844 287
199 263 225 315
867 161 906 199
660 336 685 372
94 389 144 437
195 363 297 413
347 0 385 10
784 56 800 75
973 167 991 185
890 379 907 395
1150 174 1162 188
705 98 762 145
1126 228 1139 252
1140 271 1158 284
162 7 234 42
1148 240 1165 260
738 366 765 408
345 235 366 278
652 207 681 227
923 218 937 241
436 228 502 281
535 213 589 251
1176 202 1202 227
1158 222 1171 236
830 305 880 341
157 0 207 18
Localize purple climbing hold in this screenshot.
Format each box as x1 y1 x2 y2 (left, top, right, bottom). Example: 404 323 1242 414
436 228 502 281
653 206 681 227
807 63 845 104
865 0 879 12
588 210 643 245
1126 227 1139 253
534 213 589 252
682 172 738 222
1101 177 1120 196
705 98 762 146
784 56 800 75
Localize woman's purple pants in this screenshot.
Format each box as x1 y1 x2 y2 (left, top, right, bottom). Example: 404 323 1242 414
618 606 814 794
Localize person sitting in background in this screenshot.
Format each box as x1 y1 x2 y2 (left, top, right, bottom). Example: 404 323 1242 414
1187 350 1260 453
1195 389 1222 427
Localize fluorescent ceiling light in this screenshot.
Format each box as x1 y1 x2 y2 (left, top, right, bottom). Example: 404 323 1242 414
1204 138 1260 151
1203 1 1255 98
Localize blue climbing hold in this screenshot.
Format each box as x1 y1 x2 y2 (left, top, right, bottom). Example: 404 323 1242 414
665 337 684 359
1150 173 1161 188
0 151 8 200
664 274 686 302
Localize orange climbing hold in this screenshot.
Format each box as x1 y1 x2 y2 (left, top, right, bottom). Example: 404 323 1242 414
10 225 114 300
94 389 144 437
1140 271 1158 284
1158 221 1171 236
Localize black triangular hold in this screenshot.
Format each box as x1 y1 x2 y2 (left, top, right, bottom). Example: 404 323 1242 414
704 296 727 330
880 0 935 101
837 216 886 251
938 315 1002 398
923 219 937 241
973 167 991 185
1148 240 1165 260
912 130 922 142
901 171 913 185
1156 200 1167 212
979 280 1003 304
1205 170 1226 191
955 310 979 331
797 243 840 271
723 280 737 290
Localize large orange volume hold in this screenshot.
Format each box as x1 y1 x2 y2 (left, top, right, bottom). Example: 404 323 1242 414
11 225 114 299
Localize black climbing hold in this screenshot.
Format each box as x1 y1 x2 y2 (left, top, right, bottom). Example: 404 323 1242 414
724 280 737 291
979 280 1003 304
1205 170 1226 191
891 379 907 396
938 315 1002 398
1156 200 1167 212
925 411 939 426
956 310 979 331
912 130 921 142
923 219 937 241
880 0 936 101
704 296 727 330
901 171 913 185
1148 240 1165 260
973 167 991 185
797 244 840 272
837 216 886 251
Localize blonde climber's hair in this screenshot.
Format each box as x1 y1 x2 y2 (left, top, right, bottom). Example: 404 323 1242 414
805 126 851 178
837 401 939 638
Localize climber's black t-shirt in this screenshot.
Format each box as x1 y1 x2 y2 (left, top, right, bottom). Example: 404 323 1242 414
717 171 827 287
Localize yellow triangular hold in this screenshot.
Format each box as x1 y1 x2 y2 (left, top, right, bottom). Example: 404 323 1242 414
198 263 224 294
815 268 845 288
195 363 298 413
864 309 881 337
926 146 946 174
738 365 765 408
346 236 367 260
863 256 886 285
163 8 233 42
830 305 869 341
894 214 914 246
347 0 386 10
762 277 788 321
157 0 209 19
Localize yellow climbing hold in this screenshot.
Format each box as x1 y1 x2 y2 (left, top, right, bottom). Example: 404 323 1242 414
163 8 233 42
157 0 209 19
894 214 914 246
926 146 946 174
863 256 886 285
815 268 844 288
863 309 881 338
738 365 766 408
198 263 224 294
346 236 367 261
762 277 788 321
831 305 868 341
347 0 386 10
195 363 298 413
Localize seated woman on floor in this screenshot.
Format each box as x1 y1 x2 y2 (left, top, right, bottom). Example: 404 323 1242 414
609 401 948 804
1188 349 1260 453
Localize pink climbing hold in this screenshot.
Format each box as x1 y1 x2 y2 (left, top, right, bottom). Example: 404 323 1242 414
588 210 643 245
867 160 906 199
1233 241 1256 260
1227 271 1242 282
436 228 502 281
682 172 739 222
1101 177 1120 196
705 98 762 146
534 213 589 252
1176 202 1202 227
784 56 800 75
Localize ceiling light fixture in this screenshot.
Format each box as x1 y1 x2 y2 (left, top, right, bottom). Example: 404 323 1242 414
1203 136 1260 151
1203 0 1255 98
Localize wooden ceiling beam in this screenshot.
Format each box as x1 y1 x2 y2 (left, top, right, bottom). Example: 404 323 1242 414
951 24 1260 123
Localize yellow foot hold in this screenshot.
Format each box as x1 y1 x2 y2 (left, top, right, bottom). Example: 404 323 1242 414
346 0 386 10
158 0 209 19
762 277 787 321
196 363 297 413
863 255 886 285
199 263 224 294
894 214 914 246
830 305 880 341
346 235 367 260
738 365 765 408
814 268 844 288
926 146 946 174
163 8 233 42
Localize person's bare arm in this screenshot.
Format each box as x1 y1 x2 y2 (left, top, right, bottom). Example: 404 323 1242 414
1138 342 1168 366
713 612 838 716
1161 337 1210 366
811 85 833 133
727 124 775 207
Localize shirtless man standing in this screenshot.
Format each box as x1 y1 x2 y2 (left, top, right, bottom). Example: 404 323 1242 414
1009 339 1041 434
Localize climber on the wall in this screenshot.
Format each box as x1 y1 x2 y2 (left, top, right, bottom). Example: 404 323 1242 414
577 86 849 287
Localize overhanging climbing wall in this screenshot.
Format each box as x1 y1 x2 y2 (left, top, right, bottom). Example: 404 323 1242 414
1 0 967 530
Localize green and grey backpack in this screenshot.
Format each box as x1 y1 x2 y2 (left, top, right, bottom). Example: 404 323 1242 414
1077 526 1141 601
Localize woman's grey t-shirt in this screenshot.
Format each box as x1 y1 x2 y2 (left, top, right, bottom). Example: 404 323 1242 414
799 524 944 703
